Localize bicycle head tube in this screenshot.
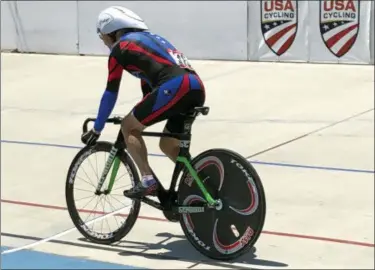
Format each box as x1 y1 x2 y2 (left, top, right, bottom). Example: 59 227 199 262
114 129 126 149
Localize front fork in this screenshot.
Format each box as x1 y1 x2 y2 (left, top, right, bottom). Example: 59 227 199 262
95 129 126 195
95 146 120 195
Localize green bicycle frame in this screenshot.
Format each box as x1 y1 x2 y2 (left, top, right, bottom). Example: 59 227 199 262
106 157 121 192
176 156 216 205
97 147 216 205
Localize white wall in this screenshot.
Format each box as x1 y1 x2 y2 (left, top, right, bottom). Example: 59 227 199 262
0 1 248 60
12 1 78 54
1 1 374 64
1 1 18 51
77 1 248 60
371 0 374 64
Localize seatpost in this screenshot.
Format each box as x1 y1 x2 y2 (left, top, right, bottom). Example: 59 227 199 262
178 114 196 159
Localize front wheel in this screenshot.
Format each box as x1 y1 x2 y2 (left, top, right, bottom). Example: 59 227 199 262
65 141 141 245
177 148 266 260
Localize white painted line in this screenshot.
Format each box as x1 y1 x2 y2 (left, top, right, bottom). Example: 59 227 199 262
1 204 132 255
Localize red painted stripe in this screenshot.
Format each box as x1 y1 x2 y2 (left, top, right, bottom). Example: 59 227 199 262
2 198 374 248
127 42 172 66
141 74 190 125
336 34 357 57
1 199 165 222
266 24 296 47
326 24 358 49
277 32 296 55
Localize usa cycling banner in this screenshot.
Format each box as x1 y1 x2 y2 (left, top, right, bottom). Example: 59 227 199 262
308 0 372 63
248 0 372 64
248 0 309 62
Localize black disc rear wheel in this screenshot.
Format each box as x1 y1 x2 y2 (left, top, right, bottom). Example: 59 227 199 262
177 148 266 260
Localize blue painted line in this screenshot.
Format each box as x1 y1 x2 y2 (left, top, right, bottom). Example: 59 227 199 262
1 246 144 269
1 140 81 150
0 139 164 157
250 160 374 174
1 139 373 174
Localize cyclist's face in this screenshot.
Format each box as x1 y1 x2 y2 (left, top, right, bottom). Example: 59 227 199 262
99 33 115 49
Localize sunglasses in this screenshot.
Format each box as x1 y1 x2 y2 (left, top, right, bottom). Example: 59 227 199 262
96 28 104 39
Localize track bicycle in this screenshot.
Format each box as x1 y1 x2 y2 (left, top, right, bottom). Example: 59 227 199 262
65 106 266 260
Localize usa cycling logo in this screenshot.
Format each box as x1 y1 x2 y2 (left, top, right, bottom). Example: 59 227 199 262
320 0 360 58
260 0 298 56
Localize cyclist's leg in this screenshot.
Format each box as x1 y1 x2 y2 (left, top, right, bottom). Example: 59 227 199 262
159 73 205 162
159 116 184 162
121 80 155 178
123 73 205 198
121 114 151 175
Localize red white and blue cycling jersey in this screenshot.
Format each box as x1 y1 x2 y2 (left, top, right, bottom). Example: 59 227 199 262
94 31 205 133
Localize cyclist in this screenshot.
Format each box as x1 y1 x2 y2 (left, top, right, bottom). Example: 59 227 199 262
81 6 206 199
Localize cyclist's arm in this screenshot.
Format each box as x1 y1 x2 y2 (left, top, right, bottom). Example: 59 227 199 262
93 53 123 132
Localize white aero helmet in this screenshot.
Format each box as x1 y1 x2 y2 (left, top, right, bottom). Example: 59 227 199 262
96 6 149 35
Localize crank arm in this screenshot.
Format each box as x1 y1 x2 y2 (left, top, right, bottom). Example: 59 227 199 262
140 197 165 211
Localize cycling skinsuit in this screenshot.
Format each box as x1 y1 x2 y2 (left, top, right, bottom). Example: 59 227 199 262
93 31 205 134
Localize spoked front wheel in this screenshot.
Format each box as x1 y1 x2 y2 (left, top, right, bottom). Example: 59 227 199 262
65 141 141 245
178 148 266 260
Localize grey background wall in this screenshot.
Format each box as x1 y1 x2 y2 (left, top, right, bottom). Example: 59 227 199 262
371 0 374 64
1 1 18 50
1 1 78 54
77 1 248 60
1 1 248 60
1 1 374 64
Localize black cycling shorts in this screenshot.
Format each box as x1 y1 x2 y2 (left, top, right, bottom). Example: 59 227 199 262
132 73 205 133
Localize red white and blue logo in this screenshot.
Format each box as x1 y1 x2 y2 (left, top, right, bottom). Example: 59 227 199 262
260 0 298 56
320 0 360 58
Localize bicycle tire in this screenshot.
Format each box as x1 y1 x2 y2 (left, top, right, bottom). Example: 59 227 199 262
177 148 266 260
65 141 141 245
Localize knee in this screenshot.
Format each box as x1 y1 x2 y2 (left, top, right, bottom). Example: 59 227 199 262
121 116 132 136
121 114 142 138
